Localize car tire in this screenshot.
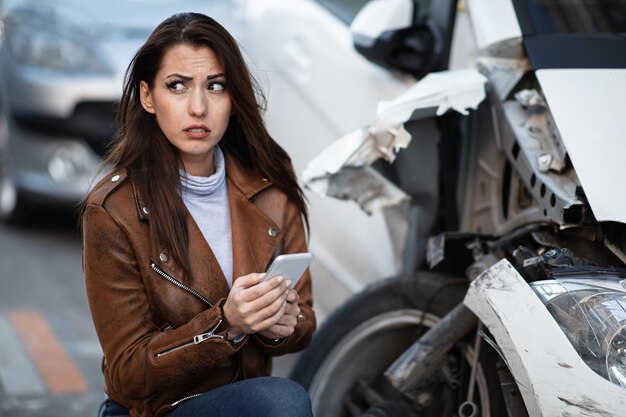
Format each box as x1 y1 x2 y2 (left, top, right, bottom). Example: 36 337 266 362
289 272 506 417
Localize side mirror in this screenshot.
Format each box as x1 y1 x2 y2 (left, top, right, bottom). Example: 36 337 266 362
350 0 442 76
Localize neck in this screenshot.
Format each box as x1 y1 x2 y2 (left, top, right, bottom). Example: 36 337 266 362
182 149 215 177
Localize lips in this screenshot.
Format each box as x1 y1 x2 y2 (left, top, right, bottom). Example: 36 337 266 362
183 124 211 139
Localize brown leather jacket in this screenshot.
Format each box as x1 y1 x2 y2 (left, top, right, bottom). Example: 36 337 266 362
82 155 316 417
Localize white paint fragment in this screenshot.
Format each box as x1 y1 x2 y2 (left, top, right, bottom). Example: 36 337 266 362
375 68 488 119
303 69 487 214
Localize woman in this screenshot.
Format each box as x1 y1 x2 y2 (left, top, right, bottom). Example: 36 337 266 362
82 12 315 417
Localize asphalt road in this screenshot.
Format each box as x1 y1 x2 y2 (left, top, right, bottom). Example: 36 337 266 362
0 209 297 417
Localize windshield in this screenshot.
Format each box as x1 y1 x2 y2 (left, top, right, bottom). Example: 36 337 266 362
516 0 626 33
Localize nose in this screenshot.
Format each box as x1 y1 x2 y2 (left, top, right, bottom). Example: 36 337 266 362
189 89 208 117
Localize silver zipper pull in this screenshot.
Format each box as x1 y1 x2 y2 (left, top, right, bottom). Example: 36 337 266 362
193 320 225 344
209 319 223 333
194 333 213 343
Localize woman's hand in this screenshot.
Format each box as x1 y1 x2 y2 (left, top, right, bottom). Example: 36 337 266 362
222 273 291 335
258 290 301 340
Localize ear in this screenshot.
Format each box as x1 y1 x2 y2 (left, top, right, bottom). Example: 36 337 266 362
139 81 156 114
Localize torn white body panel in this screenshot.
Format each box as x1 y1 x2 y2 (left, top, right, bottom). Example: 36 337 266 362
477 56 530 100
464 260 626 417
536 69 626 224
302 69 487 214
319 166 410 215
302 128 411 215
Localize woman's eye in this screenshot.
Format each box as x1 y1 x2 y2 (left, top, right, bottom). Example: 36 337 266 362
208 82 226 92
167 81 186 92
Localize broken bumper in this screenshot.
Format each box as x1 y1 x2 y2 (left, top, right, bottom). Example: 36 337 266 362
464 259 626 417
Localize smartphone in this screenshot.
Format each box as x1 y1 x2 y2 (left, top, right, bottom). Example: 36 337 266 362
263 253 314 290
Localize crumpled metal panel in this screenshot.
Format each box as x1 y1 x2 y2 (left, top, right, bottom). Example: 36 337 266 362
302 69 487 214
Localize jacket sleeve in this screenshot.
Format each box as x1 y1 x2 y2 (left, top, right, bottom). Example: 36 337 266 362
253 200 317 355
83 204 240 401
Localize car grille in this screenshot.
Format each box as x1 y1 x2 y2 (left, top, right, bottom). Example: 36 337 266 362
13 101 118 157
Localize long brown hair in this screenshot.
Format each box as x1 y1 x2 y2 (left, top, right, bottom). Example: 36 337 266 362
87 12 307 274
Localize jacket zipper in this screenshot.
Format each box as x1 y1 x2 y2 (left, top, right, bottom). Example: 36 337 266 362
171 393 202 407
150 262 213 307
157 320 225 358
151 263 242 392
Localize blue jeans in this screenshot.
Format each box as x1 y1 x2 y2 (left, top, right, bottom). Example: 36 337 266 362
98 398 129 417
99 377 313 417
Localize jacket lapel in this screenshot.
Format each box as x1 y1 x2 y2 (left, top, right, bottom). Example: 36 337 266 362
226 155 282 281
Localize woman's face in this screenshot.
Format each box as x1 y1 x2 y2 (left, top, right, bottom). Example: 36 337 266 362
140 43 232 176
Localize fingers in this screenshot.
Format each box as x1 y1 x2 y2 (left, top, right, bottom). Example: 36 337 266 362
245 277 290 312
256 291 289 325
223 274 291 334
232 273 263 289
233 274 291 304
228 275 288 316
259 303 300 335
253 301 288 332
224 298 286 334
258 316 296 339
277 312 298 329
254 292 300 332
286 289 299 304
283 300 301 317
251 302 304 339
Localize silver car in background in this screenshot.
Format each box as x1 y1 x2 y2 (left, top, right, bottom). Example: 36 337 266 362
0 0 237 220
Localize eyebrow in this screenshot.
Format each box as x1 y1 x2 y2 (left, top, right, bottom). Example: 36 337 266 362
165 73 226 81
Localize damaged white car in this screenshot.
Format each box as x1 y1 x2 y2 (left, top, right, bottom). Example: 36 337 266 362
242 0 626 416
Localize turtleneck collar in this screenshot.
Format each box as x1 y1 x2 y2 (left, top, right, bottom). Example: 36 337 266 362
180 146 226 199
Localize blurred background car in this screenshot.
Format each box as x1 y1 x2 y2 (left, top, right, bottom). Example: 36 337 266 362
0 0 238 222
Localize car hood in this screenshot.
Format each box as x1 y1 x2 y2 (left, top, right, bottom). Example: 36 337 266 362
535 67 626 224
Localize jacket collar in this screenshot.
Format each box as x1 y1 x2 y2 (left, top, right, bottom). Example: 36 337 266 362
131 153 274 222
224 153 273 199
131 152 281 299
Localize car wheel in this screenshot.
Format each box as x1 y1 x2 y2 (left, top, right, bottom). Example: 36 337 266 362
290 273 506 417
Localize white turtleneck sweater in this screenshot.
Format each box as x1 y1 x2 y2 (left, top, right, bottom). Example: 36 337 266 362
180 146 234 287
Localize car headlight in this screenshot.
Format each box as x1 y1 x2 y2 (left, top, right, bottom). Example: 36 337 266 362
531 274 626 388
48 144 92 183
2 5 111 74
